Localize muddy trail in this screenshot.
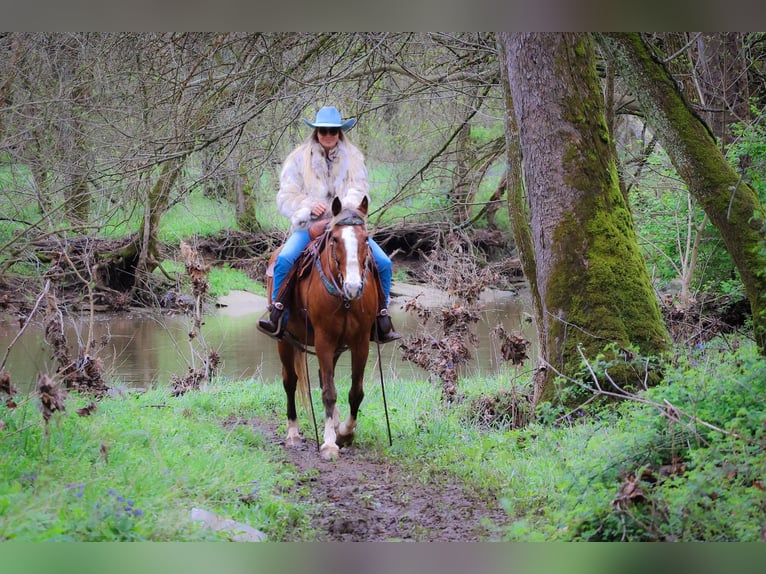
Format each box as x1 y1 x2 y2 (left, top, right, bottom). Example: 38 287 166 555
249 418 508 542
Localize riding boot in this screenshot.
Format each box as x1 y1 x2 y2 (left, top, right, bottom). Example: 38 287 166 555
258 302 286 340
372 309 401 343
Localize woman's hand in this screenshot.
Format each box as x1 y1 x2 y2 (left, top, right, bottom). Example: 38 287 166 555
310 203 327 218
308 204 330 239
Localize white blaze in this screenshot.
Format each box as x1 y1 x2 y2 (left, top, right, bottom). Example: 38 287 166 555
341 226 363 299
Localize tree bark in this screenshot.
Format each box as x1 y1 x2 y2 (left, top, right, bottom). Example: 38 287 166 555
64 81 92 225
57 35 92 225
599 32 766 354
694 33 750 153
497 36 547 403
500 33 669 398
138 158 183 276
234 155 259 232
0 33 21 142
452 122 474 223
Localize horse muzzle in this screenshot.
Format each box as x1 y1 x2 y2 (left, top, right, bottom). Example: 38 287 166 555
342 280 364 301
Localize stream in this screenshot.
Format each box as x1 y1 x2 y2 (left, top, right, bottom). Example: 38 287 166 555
0 283 536 394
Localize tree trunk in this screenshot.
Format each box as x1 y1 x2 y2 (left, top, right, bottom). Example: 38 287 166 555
64 82 91 225
30 160 52 216
452 122 474 223
599 32 766 354
139 158 182 271
113 158 184 299
500 33 669 399
0 33 21 142
235 161 260 232
695 33 750 153
497 36 547 403
60 35 91 225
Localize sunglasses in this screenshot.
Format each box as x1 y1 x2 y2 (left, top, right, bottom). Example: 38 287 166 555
317 127 340 136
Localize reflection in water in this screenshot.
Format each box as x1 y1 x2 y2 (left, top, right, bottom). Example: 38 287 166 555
0 289 536 394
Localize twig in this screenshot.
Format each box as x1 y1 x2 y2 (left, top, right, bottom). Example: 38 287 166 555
555 393 599 425
661 32 702 64
0 421 38 441
577 344 602 392
543 357 749 443
0 280 51 373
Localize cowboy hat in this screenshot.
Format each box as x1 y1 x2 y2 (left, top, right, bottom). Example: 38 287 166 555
302 106 356 131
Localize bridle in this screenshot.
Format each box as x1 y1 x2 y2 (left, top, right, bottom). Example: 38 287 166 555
315 214 371 306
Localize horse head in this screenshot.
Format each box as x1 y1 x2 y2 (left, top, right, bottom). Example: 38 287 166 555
327 196 370 301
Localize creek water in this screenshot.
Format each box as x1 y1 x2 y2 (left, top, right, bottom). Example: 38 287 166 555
0 283 536 394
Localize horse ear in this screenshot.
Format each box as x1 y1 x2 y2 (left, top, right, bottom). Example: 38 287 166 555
359 196 368 216
332 196 342 216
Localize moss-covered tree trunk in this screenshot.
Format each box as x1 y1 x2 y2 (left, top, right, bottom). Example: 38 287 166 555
60 35 92 226
500 33 669 400
599 33 766 354
452 122 474 224
64 82 91 225
234 157 260 233
0 33 20 144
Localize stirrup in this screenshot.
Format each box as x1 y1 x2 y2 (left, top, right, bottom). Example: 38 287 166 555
258 301 286 339
372 309 401 344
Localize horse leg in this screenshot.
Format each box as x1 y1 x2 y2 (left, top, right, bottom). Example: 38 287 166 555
337 342 369 447
315 343 340 460
278 342 302 448
317 366 340 431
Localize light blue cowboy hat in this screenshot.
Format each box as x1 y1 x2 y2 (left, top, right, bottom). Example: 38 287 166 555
302 106 356 131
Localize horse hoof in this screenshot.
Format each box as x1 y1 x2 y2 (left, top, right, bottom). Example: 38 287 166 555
319 443 340 461
285 435 302 449
335 433 354 448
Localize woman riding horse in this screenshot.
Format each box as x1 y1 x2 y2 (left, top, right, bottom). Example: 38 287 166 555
258 106 400 343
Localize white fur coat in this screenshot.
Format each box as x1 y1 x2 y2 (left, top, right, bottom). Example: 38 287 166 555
276 138 370 231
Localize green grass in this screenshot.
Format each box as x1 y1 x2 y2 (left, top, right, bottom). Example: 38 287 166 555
504 342 766 542
155 260 265 299
97 192 243 241
207 265 265 298
366 159 509 230
0 381 307 541
159 194 238 243
0 165 38 247
2 334 763 541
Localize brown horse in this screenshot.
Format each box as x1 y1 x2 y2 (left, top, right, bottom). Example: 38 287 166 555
267 196 380 460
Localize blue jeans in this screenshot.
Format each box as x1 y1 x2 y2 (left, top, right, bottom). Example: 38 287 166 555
272 229 393 307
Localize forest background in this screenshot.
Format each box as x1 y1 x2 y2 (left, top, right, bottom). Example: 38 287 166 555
1 33 765 545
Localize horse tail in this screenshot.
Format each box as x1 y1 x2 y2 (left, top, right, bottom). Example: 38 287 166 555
294 349 311 411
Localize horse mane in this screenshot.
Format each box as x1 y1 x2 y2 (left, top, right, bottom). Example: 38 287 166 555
293 204 369 288
329 206 367 228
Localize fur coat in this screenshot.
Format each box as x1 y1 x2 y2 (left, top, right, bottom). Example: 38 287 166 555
276 138 370 231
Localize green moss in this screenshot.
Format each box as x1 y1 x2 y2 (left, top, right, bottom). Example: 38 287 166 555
534 35 670 400
544 144 668 398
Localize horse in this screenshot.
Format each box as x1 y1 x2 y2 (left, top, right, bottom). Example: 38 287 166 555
266 196 381 460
